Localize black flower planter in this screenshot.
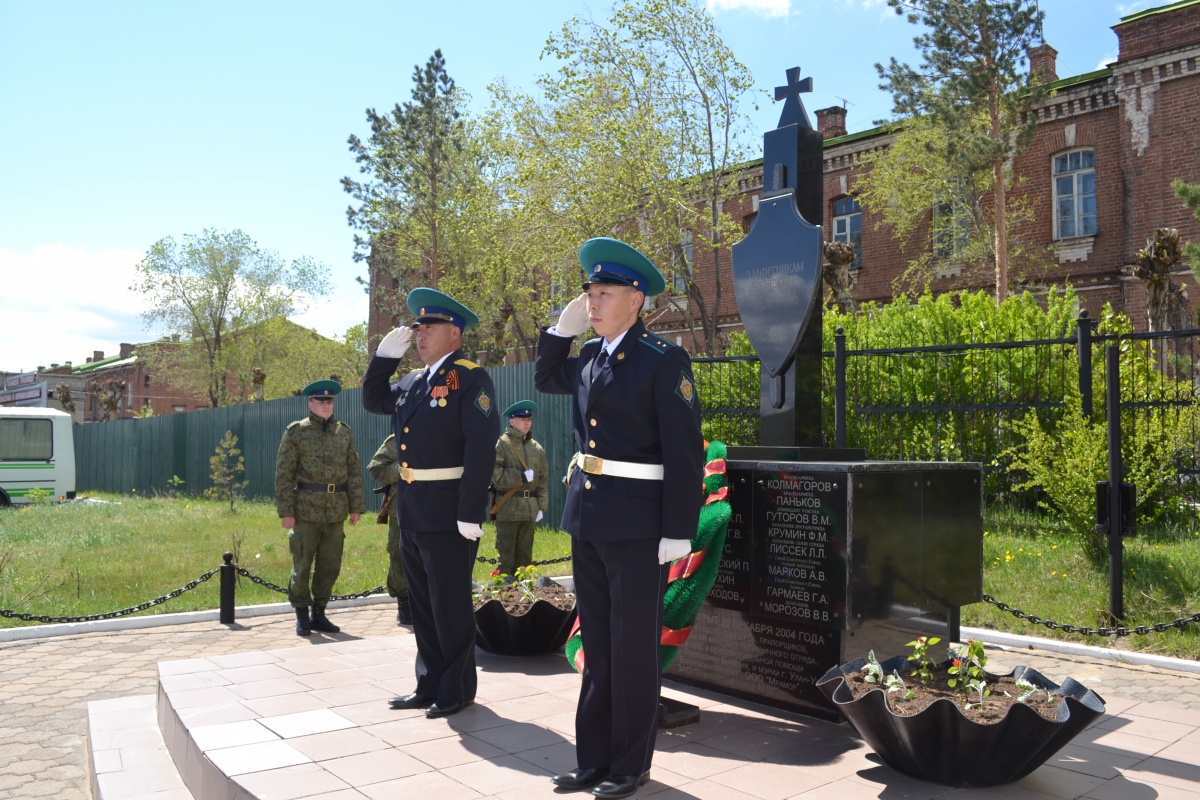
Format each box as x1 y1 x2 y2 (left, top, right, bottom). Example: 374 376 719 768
817 655 1106 787
474 598 577 657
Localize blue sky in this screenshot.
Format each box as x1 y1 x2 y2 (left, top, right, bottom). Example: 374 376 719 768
0 0 1140 371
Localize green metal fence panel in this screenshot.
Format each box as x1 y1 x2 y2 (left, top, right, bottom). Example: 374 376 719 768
72 362 575 527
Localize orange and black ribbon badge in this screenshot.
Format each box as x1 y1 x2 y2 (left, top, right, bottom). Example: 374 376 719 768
445 370 460 391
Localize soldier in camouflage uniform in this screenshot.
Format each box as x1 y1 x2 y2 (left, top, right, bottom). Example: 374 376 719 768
491 400 550 576
367 434 411 625
275 379 366 636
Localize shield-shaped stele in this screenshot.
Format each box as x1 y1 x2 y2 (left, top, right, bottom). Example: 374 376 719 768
731 191 823 378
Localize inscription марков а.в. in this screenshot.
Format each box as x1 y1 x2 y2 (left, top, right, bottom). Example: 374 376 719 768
753 472 847 627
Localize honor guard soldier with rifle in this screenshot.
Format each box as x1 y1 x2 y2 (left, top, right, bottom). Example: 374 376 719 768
363 288 500 719
490 400 549 577
535 238 703 799
367 434 412 625
275 379 366 637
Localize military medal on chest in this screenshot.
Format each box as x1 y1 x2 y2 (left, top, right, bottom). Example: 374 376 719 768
429 370 458 408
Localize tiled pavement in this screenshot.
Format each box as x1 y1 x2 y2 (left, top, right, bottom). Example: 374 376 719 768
5 605 1200 799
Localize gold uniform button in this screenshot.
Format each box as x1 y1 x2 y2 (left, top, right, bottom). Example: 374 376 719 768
589 440 596 448
589 419 597 427
403 427 409 433
584 480 592 489
400 444 406 450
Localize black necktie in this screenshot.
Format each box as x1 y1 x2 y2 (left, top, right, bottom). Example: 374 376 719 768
591 348 609 384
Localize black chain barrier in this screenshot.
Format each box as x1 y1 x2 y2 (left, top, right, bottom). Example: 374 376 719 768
234 567 386 602
0 569 219 625
474 555 573 567
984 593 1200 637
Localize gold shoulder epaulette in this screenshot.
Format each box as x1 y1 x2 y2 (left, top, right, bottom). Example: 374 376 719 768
455 358 480 370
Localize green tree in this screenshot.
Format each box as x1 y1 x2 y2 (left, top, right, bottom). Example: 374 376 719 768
482 0 754 355
344 49 479 342
205 430 248 512
132 229 331 407
1173 179 1200 284
869 0 1048 302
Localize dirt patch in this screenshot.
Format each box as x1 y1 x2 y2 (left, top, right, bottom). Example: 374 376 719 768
474 583 576 615
844 671 1061 723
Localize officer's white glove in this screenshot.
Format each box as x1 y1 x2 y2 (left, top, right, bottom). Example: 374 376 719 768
523 469 535 482
658 537 692 565
554 294 590 337
457 520 484 541
536 510 544 522
377 326 413 358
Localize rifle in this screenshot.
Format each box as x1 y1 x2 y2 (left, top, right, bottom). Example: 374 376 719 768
373 484 393 525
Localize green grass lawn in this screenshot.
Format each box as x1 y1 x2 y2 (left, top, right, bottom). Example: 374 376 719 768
964 504 1200 659
0 493 572 628
5 495 1200 658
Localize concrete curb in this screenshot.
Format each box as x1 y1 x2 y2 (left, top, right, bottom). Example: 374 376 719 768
962 625 1200 675
0 593 396 644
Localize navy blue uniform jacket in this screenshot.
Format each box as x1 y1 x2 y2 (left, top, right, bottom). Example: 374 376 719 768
535 317 703 542
362 349 500 532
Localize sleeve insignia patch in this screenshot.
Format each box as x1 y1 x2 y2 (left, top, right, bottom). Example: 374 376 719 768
475 388 493 416
676 371 695 407
455 358 480 370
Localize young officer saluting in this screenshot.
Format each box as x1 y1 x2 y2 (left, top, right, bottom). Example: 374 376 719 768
274 379 365 637
491 400 549 576
362 288 500 718
535 238 703 799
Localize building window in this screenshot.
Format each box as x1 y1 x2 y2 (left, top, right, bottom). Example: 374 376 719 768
933 196 970 258
832 197 862 269
173 405 186 413
1054 149 1096 239
144 375 151 387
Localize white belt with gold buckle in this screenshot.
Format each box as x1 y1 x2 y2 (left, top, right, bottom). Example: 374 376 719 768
570 452 664 481
399 466 465 484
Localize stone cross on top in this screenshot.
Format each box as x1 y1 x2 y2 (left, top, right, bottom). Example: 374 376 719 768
775 67 813 130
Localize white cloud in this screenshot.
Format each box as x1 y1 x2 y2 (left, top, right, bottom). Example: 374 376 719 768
0 245 148 372
707 0 790 18
1116 0 1153 16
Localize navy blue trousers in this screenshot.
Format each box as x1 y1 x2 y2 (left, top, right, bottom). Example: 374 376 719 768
573 537 669 776
401 528 479 706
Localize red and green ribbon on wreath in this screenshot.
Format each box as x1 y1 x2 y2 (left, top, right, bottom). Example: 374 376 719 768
565 440 732 674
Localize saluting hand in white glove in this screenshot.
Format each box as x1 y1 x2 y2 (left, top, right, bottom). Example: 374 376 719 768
377 326 413 358
457 520 484 541
658 537 692 565
554 294 590 337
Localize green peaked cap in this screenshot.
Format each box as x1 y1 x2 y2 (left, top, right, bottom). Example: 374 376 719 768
303 379 341 398
503 400 537 419
578 238 666 296
406 287 480 329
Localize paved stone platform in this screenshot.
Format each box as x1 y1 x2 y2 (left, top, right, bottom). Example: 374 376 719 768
7 603 1200 799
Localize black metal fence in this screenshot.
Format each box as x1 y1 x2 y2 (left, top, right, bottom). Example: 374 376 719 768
692 312 1200 528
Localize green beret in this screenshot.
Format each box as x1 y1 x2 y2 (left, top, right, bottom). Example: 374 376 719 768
504 400 537 418
407 287 480 329
303 379 341 398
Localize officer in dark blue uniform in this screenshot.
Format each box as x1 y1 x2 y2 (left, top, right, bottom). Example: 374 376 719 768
362 288 500 718
536 238 703 799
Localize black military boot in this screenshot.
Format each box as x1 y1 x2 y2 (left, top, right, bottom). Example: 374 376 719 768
310 604 340 633
397 597 412 626
295 606 311 636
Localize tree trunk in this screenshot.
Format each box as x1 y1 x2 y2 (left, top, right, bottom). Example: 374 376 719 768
992 157 1008 304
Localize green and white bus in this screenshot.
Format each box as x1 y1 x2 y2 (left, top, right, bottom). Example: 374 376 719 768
0 407 76 506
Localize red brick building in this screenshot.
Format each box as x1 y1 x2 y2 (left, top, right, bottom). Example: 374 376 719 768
368 0 1200 352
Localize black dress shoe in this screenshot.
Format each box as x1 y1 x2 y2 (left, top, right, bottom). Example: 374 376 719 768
425 700 472 718
592 772 650 799
397 597 412 626
388 693 434 710
551 767 606 791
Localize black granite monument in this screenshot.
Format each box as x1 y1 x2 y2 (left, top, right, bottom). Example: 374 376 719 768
664 69 984 722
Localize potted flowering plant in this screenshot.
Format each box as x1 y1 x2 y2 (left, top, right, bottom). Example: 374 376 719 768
473 566 577 656
817 637 1106 787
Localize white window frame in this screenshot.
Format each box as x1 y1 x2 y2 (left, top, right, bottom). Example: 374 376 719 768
1053 148 1096 240
832 197 862 269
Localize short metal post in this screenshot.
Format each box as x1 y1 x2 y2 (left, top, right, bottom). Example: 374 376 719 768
1077 310 1093 420
834 326 847 449
220 552 236 625
1105 345 1123 625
